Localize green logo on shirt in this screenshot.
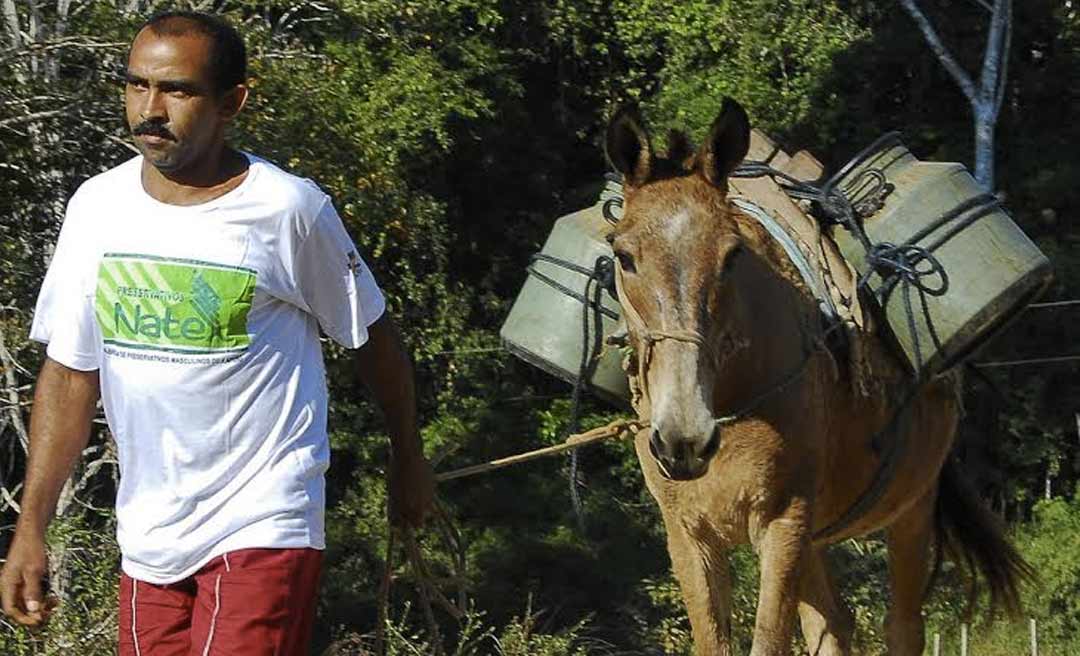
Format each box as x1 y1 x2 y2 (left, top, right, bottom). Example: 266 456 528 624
95 254 256 354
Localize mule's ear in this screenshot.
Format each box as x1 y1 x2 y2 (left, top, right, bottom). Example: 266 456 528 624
698 97 750 188
606 106 653 186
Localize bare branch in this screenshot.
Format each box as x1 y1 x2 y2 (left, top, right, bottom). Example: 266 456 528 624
0 329 30 453
71 446 115 498
0 484 22 513
899 0 978 103
0 105 79 129
56 0 74 39
1 0 21 49
26 0 41 76
992 0 1013 117
68 0 94 21
70 117 140 153
91 132 139 154
2 94 71 106
27 0 40 41
0 36 126 64
125 0 171 16
979 0 1010 106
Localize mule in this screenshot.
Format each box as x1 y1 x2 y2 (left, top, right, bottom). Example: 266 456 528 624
605 99 1031 656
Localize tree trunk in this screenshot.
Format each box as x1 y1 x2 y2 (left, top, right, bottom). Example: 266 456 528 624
973 107 995 191
900 0 1012 192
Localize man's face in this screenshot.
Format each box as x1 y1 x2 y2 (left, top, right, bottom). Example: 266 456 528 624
125 29 237 174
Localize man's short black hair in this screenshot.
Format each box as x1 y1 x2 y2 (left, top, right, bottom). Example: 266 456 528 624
137 10 246 93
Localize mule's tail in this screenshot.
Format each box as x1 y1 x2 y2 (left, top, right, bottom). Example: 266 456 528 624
933 457 1035 617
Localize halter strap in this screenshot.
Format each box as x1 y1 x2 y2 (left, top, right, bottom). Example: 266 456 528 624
615 258 823 429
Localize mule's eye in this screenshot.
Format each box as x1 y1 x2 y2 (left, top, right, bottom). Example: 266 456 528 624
614 250 636 273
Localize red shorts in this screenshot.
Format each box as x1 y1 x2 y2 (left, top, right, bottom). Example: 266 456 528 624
117 548 322 656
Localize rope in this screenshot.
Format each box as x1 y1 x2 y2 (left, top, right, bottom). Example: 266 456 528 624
602 196 623 225
434 418 646 482
733 137 1029 538
728 137 945 539
376 421 644 654
734 132 1014 378
374 507 471 656
524 248 621 530
716 339 829 427
527 253 619 320
566 256 618 530
811 384 922 543
567 273 592 531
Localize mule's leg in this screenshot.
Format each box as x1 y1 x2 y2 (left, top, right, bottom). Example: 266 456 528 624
665 518 734 656
884 488 937 656
751 508 810 656
796 548 853 656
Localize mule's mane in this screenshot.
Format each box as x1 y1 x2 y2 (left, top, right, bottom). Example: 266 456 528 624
665 130 695 164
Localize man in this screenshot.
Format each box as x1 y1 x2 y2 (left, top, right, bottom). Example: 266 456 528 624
0 10 435 654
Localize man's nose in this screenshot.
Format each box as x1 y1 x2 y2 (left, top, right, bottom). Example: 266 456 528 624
139 89 167 121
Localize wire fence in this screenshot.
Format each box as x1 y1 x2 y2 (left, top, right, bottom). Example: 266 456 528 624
932 619 1043 656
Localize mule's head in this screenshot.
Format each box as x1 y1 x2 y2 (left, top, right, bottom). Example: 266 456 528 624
606 99 751 481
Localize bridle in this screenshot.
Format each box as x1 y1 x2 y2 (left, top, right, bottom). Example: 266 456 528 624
613 249 826 432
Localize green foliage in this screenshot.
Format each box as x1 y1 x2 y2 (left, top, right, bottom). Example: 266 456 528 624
1011 490 1080 642
547 0 867 141
636 575 693 654
326 603 598 655
0 512 120 655
911 489 1080 656
625 0 868 140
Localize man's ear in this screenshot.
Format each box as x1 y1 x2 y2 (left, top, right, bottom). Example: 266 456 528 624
697 97 750 188
605 106 654 187
219 84 248 122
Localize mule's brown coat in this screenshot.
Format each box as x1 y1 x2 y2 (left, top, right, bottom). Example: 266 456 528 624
607 102 1025 656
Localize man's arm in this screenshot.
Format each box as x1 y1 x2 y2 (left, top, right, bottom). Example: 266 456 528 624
355 314 435 527
1 357 99 626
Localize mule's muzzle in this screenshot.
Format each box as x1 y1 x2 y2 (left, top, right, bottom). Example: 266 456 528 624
648 424 721 481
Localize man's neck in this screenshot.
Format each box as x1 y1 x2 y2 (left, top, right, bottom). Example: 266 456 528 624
141 146 250 207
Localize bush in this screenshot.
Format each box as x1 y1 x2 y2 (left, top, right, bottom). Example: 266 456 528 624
0 512 120 656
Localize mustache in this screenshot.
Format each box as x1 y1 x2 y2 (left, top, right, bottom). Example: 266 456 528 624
132 120 175 140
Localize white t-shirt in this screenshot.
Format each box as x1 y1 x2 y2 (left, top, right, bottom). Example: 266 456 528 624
30 154 386 584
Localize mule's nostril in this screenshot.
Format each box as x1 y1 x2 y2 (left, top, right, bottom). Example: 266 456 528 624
649 427 663 459
700 425 721 461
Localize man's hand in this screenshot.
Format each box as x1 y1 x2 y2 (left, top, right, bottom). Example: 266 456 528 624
1 357 98 626
1 531 52 626
388 452 436 528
